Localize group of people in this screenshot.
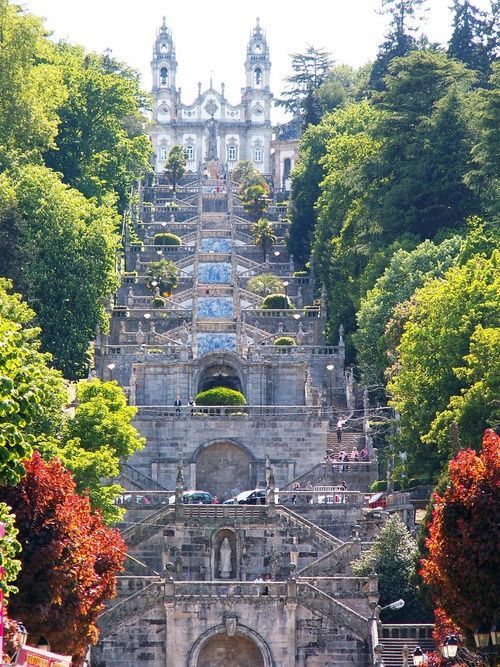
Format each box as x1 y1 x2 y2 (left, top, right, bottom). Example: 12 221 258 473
174 395 196 416
323 447 369 473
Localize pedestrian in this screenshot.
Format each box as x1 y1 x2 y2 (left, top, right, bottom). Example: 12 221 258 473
188 396 195 415
292 481 300 505
336 416 346 444
174 394 182 416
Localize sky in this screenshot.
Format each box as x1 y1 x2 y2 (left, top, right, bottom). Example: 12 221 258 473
23 0 493 121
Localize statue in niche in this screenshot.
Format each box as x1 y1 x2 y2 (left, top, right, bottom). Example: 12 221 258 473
136 321 145 346
276 322 284 335
206 119 218 161
296 321 304 345
219 537 232 579
119 320 126 334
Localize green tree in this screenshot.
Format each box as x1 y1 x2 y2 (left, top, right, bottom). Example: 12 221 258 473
387 252 499 480
241 183 270 222
252 218 276 260
369 0 428 91
247 273 284 296
465 63 500 214
277 46 333 124
286 113 341 266
353 236 461 389
448 0 492 81
367 52 477 241
8 164 119 379
0 0 66 170
352 515 429 622
164 145 186 193
146 258 178 294
0 503 22 600
44 44 152 212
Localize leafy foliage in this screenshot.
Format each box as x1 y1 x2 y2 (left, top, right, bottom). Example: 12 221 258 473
388 253 499 480
247 273 284 296
7 164 120 379
352 514 429 622
0 502 22 599
164 145 186 192
261 294 292 310
274 336 296 346
252 218 276 260
146 258 178 294
354 236 461 388
420 430 500 632
44 44 152 212
194 387 247 406
0 452 126 662
153 232 181 246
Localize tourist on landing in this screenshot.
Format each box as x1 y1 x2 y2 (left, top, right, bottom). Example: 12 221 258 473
174 395 182 416
350 446 359 461
336 416 347 444
291 481 300 505
188 396 195 414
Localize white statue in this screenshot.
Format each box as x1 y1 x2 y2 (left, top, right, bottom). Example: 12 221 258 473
136 321 145 346
219 538 232 579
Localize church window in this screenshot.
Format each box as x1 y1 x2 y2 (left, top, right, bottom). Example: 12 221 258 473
185 144 195 161
254 67 262 87
227 145 238 162
283 158 292 179
159 145 169 161
253 145 263 162
160 67 168 85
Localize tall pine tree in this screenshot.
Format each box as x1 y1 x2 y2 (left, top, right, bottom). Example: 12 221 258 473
448 0 491 82
369 0 428 90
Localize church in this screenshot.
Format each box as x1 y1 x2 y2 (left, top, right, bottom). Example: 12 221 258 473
89 18 419 667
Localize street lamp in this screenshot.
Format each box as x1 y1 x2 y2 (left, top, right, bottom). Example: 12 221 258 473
412 646 425 666
37 636 50 652
107 363 116 381
144 313 151 319
380 599 405 612
274 250 280 257
292 313 301 320
442 635 459 661
474 623 500 667
283 280 289 296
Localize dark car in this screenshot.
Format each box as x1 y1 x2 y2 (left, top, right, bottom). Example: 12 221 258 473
235 489 267 505
168 490 214 505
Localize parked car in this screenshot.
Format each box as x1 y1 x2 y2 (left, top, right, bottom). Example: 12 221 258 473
168 490 214 505
235 489 267 505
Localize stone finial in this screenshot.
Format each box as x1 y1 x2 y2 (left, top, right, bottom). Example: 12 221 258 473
277 322 284 335
136 321 145 346
296 321 304 345
163 560 175 581
287 561 297 581
127 287 134 305
119 320 126 333
221 82 225 98
339 324 345 346
197 81 202 97
269 548 277 580
176 465 184 489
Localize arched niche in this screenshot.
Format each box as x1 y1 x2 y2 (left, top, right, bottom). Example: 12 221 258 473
189 624 272 667
211 528 238 580
194 440 252 499
194 351 246 396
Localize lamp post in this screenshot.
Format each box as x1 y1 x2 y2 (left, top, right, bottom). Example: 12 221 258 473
412 646 425 666
283 280 289 296
326 364 334 407
441 635 459 664
107 362 116 381
474 623 500 667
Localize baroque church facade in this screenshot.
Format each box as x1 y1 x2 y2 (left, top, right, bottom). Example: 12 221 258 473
150 18 274 176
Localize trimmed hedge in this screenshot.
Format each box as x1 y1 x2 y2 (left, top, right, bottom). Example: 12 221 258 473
153 232 181 246
152 296 166 308
261 293 292 310
293 270 309 277
274 336 296 346
194 387 247 406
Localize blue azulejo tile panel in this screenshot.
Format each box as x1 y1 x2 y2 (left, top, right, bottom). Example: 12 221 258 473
200 238 231 253
197 333 237 355
198 298 234 318
198 262 231 283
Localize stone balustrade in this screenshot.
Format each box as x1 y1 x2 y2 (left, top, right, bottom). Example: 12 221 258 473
134 404 328 419
170 581 288 598
278 490 368 509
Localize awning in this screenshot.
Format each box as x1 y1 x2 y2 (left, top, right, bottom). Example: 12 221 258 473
16 645 72 666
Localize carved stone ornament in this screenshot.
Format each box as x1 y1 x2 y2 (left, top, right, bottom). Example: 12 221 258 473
204 99 218 117
224 614 237 637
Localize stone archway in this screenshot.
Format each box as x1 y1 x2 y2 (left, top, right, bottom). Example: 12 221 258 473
197 362 243 394
196 632 265 667
195 441 251 499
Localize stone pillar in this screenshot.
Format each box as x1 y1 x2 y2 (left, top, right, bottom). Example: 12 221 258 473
189 462 196 489
267 467 276 518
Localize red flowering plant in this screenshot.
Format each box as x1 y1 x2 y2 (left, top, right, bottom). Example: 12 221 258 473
421 430 500 648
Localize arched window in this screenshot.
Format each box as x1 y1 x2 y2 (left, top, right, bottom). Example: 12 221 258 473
253 144 263 162
160 67 168 85
227 145 238 162
254 67 262 87
283 158 292 180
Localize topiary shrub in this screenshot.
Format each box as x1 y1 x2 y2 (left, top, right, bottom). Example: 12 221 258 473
260 293 292 310
293 270 309 277
274 336 296 346
194 387 246 406
152 296 166 308
153 232 181 246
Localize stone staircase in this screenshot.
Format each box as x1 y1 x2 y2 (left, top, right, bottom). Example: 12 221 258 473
119 463 170 492
381 625 435 667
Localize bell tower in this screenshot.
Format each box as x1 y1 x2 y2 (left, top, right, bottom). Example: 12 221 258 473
244 17 271 92
151 17 177 92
